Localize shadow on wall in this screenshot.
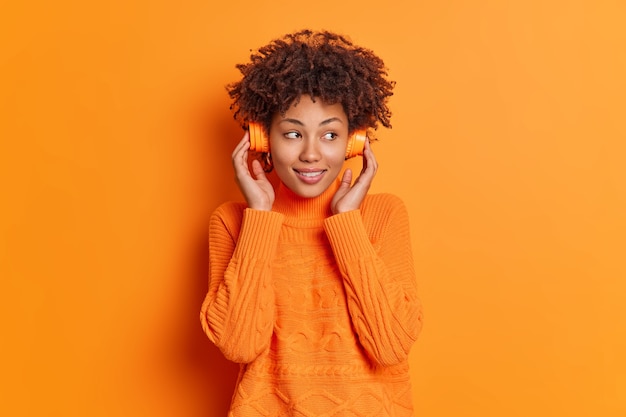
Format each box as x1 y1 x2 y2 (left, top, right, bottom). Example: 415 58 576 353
185 227 239 417
176 91 244 416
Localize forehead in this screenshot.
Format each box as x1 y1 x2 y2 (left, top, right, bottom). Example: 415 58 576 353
281 95 347 119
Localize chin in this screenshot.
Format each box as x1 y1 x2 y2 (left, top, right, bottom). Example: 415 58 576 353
285 179 334 199
291 185 328 198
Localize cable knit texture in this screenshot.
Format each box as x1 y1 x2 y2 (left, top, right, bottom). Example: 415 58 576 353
201 180 423 417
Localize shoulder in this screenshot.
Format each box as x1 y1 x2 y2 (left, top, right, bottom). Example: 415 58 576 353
210 201 247 230
211 201 247 218
362 192 408 217
361 193 410 242
360 193 411 238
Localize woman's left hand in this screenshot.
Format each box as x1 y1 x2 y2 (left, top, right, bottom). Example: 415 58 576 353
331 139 378 214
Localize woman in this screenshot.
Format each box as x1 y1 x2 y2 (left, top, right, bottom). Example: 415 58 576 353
201 30 423 417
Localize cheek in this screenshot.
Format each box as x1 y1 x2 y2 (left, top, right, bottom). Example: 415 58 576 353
270 153 294 182
270 149 291 169
325 144 348 165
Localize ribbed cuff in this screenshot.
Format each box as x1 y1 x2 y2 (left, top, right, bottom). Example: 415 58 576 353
233 209 285 260
324 210 377 264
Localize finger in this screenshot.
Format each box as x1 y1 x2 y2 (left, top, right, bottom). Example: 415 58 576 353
232 133 251 171
340 168 353 188
250 159 267 181
353 155 377 192
232 132 251 160
364 139 377 165
361 141 378 176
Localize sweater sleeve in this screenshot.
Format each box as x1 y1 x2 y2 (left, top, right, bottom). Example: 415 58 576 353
323 195 423 366
200 204 284 363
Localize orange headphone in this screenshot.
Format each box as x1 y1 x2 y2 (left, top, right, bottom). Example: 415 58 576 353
248 122 367 159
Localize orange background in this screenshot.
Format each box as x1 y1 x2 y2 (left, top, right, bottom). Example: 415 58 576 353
1 1 625 416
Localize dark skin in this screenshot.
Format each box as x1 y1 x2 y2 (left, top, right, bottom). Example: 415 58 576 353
232 96 378 214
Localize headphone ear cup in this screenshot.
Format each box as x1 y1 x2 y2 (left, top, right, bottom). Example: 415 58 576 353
249 122 270 153
345 130 367 159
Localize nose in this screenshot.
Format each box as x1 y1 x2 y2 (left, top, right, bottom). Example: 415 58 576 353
299 137 321 162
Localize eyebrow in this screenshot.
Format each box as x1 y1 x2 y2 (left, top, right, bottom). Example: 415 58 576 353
279 117 345 127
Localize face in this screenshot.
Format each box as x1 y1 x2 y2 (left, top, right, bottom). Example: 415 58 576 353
269 95 349 198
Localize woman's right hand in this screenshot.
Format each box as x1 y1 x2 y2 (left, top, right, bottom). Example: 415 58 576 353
232 132 275 211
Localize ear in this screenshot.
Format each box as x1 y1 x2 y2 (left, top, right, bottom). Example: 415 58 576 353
345 130 367 159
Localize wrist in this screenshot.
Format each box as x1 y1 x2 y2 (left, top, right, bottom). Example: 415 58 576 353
247 201 273 211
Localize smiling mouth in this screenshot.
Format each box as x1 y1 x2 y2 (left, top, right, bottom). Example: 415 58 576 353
294 170 325 177
293 169 327 184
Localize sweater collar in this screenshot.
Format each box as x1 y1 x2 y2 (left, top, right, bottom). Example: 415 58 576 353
272 179 340 220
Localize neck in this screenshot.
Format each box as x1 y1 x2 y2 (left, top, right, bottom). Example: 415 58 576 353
272 180 339 222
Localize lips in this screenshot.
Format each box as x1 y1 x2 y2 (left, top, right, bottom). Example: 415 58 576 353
294 168 326 184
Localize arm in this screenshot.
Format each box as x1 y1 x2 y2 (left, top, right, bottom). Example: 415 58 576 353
324 195 423 366
200 204 284 363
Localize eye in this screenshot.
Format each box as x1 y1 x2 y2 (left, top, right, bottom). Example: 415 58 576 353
322 132 338 141
284 131 301 139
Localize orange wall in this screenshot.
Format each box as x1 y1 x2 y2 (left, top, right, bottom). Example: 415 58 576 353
1 1 625 416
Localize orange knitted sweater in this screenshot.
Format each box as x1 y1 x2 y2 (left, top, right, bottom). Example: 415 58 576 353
201 180 423 417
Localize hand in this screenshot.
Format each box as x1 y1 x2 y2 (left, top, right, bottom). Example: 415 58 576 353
232 132 275 211
331 139 378 214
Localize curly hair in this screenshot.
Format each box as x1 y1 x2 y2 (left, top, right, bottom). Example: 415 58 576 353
227 30 395 136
